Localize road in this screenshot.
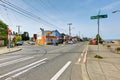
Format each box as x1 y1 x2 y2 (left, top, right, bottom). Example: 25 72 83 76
0 42 87 80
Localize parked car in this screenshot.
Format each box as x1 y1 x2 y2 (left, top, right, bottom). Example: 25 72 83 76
16 41 24 46
28 41 35 45
67 40 74 44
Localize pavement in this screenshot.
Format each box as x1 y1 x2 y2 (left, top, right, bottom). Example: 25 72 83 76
0 43 85 80
82 44 120 80
0 46 22 55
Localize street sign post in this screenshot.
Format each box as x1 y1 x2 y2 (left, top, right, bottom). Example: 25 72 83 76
91 14 108 19
8 29 12 49
90 14 108 54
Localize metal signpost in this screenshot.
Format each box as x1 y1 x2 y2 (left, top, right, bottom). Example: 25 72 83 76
8 29 12 51
90 13 108 54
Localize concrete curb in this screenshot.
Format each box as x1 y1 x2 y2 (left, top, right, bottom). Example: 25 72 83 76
81 63 90 80
7 48 22 53
0 48 22 55
81 45 90 80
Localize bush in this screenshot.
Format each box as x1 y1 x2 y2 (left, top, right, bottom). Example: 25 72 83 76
107 45 111 48
94 55 103 59
115 47 120 53
15 35 22 44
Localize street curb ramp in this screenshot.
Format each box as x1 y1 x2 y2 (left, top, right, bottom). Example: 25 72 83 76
8 48 22 54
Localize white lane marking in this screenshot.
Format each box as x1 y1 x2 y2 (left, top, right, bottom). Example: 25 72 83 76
0 56 21 61
75 57 81 64
81 53 83 57
5 62 46 80
0 57 34 67
83 50 88 64
0 58 47 79
50 61 71 80
78 58 81 62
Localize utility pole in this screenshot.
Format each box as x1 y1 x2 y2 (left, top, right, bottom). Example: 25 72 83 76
79 31 80 38
16 25 21 35
68 23 72 36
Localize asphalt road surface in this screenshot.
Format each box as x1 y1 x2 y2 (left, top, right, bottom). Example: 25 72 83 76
0 42 87 80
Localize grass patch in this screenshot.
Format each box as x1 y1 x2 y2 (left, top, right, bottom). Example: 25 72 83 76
94 55 103 59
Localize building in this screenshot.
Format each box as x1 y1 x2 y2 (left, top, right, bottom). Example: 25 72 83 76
113 40 120 46
36 29 62 45
52 30 62 43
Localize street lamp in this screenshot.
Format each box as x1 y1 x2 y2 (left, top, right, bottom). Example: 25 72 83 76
112 10 120 13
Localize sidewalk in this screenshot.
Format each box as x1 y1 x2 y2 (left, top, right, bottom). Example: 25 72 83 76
0 47 22 55
82 45 120 80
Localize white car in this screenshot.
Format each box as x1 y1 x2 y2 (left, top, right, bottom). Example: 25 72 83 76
67 40 74 44
28 41 35 45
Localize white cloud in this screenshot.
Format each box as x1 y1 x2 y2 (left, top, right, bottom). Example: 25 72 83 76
101 1 120 10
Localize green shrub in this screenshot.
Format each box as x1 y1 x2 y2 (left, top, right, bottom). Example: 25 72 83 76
94 55 103 59
107 45 111 48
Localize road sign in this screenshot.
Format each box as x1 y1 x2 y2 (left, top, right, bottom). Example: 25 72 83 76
8 29 12 35
91 14 108 19
91 16 99 19
99 15 108 18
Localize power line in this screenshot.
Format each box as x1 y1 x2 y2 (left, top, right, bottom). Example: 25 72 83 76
21 0 66 31
0 4 42 23
39 0 66 20
46 0 65 17
38 0 65 18
37 0 67 28
0 0 48 22
3 5 15 28
0 0 65 31
21 0 50 18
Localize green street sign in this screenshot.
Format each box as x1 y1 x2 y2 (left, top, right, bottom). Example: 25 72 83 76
91 16 99 19
91 14 108 19
99 15 108 18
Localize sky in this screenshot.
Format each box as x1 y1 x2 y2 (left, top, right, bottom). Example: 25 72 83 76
0 0 120 40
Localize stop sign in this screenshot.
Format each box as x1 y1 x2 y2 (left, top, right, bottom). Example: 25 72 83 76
8 29 12 35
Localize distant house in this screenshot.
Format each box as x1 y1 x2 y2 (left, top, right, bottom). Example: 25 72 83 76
36 29 62 45
113 40 120 46
83 37 88 41
0 36 7 46
52 30 62 43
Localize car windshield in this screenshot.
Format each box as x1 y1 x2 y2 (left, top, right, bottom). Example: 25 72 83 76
0 0 119 80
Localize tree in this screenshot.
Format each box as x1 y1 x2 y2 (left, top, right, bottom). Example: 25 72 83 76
15 35 22 44
95 34 103 44
22 32 30 41
0 20 8 36
0 20 8 46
